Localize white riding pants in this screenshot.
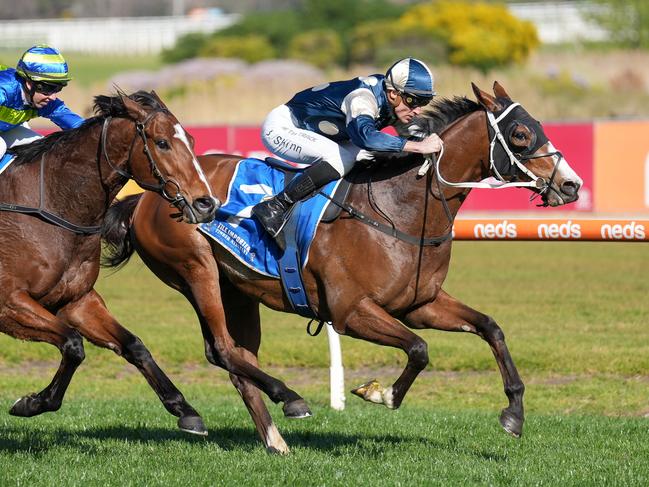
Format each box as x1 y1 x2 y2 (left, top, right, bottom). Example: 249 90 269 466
261 104 373 177
0 124 42 159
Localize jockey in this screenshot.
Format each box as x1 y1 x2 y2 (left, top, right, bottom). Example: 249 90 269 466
0 44 84 160
252 57 443 246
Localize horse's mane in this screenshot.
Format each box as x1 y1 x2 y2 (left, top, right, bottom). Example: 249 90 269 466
404 96 482 138
372 96 482 168
10 90 162 165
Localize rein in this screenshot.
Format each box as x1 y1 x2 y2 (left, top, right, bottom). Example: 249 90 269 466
0 154 102 235
318 162 453 247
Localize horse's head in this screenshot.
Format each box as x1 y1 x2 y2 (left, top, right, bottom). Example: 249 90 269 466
471 82 582 207
106 91 218 223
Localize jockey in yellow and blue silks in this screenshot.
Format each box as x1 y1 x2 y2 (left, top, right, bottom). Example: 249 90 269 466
0 44 84 160
252 57 443 246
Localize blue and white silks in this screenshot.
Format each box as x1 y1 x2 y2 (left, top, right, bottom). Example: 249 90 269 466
198 158 340 278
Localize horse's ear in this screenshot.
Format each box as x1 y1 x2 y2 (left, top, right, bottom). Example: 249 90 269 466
120 94 148 122
150 90 169 110
492 81 511 101
471 82 502 112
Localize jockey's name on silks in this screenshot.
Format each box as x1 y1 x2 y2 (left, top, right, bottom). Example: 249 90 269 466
0 66 83 132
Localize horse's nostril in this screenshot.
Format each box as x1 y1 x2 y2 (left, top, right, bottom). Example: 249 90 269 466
193 196 217 215
561 181 579 196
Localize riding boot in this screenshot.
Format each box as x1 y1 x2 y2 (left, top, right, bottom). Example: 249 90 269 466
252 161 340 249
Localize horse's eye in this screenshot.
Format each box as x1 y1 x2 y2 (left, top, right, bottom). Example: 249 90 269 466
513 132 527 141
156 139 170 150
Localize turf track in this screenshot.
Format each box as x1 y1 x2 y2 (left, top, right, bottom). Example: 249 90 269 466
0 241 647 485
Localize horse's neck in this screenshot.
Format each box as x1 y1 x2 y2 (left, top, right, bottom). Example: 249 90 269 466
352 110 488 238
439 109 489 181
43 119 133 225
431 110 490 214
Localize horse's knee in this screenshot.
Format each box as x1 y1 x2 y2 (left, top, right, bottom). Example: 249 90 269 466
478 316 505 342
210 341 235 371
61 331 85 366
121 336 152 364
408 338 429 371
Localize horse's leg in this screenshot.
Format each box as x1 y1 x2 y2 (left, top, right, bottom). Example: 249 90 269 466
59 290 207 435
402 289 525 437
219 279 290 453
181 259 310 418
338 298 430 410
2 290 85 417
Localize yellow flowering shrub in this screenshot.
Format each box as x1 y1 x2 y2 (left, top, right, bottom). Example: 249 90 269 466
398 1 539 71
199 35 277 63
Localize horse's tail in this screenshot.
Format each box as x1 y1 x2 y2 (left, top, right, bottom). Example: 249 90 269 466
101 193 142 269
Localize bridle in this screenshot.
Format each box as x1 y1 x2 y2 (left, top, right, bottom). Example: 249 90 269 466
0 108 197 235
101 109 192 212
424 102 566 206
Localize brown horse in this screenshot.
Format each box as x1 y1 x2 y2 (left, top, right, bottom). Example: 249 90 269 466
102 83 582 453
0 91 217 434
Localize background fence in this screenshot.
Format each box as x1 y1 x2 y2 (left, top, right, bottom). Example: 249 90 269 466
0 2 605 54
0 13 239 55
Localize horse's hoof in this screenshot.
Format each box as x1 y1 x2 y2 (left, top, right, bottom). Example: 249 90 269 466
9 394 57 417
177 415 208 436
351 380 384 404
499 409 523 438
266 445 290 455
283 399 312 419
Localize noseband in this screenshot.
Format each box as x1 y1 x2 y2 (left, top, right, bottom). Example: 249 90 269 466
101 110 190 210
486 103 565 204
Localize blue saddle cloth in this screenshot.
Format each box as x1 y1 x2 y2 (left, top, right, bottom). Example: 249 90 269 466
198 158 340 278
0 153 15 176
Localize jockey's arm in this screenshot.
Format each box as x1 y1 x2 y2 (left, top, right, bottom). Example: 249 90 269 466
348 115 406 152
403 134 443 155
344 89 406 152
38 99 85 130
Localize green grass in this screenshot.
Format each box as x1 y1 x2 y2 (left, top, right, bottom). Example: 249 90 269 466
1 398 648 486
0 241 647 484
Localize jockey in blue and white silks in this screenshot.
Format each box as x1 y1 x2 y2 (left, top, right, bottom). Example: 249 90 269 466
252 57 444 247
0 44 84 160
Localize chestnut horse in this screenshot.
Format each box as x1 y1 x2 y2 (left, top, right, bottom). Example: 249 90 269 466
0 91 218 434
102 83 582 453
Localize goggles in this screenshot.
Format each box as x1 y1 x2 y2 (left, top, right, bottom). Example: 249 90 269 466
400 92 432 109
33 81 66 95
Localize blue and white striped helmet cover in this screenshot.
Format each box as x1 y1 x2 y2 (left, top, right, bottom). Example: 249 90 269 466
385 58 435 97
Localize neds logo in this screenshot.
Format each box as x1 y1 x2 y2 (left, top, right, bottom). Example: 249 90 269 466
473 221 517 239
601 222 646 240
537 221 582 239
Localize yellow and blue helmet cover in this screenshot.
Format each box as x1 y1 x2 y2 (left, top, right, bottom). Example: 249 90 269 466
16 44 72 83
